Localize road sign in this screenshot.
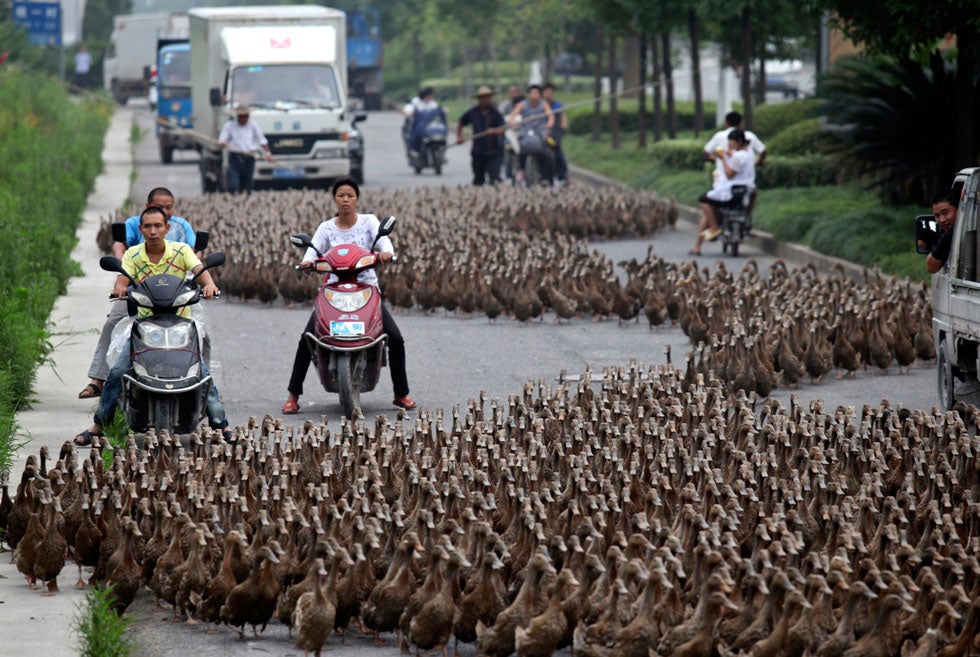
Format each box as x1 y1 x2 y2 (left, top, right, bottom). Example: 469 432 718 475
12 1 62 47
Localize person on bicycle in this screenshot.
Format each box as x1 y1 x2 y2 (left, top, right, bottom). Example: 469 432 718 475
690 129 755 256
507 84 554 186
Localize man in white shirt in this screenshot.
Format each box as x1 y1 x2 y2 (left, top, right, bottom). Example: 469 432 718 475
74 44 92 89
218 104 272 194
690 129 755 255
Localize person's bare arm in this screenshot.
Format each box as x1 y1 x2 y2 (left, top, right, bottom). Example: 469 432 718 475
926 254 944 274
112 241 126 258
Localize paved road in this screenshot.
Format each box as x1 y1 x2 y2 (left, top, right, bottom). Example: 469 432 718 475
118 103 940 656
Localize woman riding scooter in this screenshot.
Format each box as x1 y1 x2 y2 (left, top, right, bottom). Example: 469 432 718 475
282 178 416 413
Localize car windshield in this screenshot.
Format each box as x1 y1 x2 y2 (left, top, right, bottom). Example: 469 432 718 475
159 49 190 87
232 64 340 108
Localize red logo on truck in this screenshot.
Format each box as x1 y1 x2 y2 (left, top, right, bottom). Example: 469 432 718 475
270 37 291 48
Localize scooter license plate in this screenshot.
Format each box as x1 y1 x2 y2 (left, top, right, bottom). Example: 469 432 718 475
330 321 365 337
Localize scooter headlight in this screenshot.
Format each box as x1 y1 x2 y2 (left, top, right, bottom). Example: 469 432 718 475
325 288 372 312
355 255 377 269
130 291 153 307
173 289 196 307
139 322 193 348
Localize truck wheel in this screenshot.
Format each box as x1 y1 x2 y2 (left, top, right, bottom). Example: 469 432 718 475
160 143 174 165
730 241 739 257
938 344 956 411
337 353 361 419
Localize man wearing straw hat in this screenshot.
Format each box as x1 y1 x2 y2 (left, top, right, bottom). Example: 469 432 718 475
218 103 272 194
456 85 506 185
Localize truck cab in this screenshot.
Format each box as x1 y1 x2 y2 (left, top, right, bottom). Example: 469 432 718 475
918 167 978 409
155 41 195 164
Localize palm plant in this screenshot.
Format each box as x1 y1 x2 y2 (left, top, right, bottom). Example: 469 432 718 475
821 52 968 206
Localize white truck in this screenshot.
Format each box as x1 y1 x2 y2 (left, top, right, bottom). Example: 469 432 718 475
916 167 978 410
189 5 356 192
104 12 188 104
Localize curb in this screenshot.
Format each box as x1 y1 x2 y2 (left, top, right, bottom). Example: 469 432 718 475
569 163 870 280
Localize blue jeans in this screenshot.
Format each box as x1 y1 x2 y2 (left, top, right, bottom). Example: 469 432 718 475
95 341 227 430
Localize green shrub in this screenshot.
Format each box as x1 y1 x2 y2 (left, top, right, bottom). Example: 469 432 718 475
767 118 830 156
567 99 718 136
74 585 135 657
649 139 710 170
809 209 916 268
751 98 821 137
756 154 838 189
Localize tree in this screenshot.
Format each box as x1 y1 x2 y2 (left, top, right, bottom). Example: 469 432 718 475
819 0 980 169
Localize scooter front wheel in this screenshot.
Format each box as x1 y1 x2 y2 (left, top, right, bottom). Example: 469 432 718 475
151 396 173 434
337 352 361 419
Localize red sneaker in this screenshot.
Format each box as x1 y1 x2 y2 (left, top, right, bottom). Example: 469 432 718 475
392 395 417 410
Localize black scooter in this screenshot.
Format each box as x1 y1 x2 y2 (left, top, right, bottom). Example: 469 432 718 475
99 250 225 434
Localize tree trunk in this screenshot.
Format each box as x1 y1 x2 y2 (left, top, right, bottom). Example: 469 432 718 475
489 38 501 91
638 32 648 148
651 31 664 142
739 5 753 129
955 27 978 169
689 9 704 136
755 56 766 106
591 27 604 142
661 31 676 139
609 34 621 149
412 31 421 93
544 39 554 84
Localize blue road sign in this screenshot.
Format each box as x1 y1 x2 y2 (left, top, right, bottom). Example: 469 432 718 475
12 1 62 47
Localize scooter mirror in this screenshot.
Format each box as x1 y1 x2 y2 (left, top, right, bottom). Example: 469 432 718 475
110 222 127 244
291 234 314 249
377 216 396 237
195 230 210 252
203 251 226 268
100 256 125 273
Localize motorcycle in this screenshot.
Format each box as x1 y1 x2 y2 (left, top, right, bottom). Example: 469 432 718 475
290 216 396 419
98 250 225 434
719 184 751 257
405 108 448 175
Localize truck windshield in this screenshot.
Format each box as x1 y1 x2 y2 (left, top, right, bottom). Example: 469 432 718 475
159 49 190 93
232 65 340 109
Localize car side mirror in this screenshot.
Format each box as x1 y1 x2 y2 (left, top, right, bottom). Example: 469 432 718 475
194 230 209 252
209 87 222 107
111 222 127 244
915 214 940 255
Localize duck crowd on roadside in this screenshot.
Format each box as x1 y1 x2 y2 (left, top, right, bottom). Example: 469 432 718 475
3 359 979 656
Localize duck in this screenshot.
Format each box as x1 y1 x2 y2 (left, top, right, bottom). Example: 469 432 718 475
72 494 103 589
842 593 916 657
279 542 331 637
453 550 508 650
515 568 580 657
748 588 812 657
149 513 190 610
6 464 39 554
176 527 212 625
197 529 249 634
658 589 740 656
478 549 556 657
401 543 450 650
104 517 143 615
33 492 68 594
16 492 46 589
409 547 472 655
292 558 333 657
363 531 423 646
0 470 13 537
220 544 283 639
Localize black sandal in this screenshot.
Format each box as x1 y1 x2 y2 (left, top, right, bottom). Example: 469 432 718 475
73 429 101 447
78 383 103 399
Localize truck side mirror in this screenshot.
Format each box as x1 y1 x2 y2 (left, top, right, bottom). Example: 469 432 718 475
194 230 209 252
111 222 127 244
209 88 222 107
353 112 368 125
915 214 939 255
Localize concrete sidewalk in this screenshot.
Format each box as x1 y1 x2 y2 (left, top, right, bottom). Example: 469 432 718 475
0 107 134 657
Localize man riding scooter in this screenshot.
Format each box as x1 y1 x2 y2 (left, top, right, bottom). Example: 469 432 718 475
74 207 230 446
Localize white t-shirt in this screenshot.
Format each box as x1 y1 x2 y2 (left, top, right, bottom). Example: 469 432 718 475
706 149 755 203
704 128 765 177
305 214 394 288
74 50 92 74
218 119 268 153
403 97 440 117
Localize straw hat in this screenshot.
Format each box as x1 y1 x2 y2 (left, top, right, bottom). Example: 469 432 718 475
473 85 495 98
232 103 251 116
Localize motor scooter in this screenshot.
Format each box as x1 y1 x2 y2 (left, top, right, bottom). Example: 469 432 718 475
98 251 225 434
405 108 448 175
290 216 396 418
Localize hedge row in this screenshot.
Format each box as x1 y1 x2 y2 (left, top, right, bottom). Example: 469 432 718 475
751 99 821 138
756 154 839 189
566 99 720 136
0 67 110 472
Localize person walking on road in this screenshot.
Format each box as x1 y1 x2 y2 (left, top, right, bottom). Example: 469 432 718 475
542 82 569 186
218 104 272 194
457 86 506 186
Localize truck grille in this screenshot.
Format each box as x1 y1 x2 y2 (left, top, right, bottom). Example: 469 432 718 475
267 132 342 156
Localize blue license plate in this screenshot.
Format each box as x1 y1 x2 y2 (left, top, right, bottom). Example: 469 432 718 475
330 321 365 337
273 167 305 179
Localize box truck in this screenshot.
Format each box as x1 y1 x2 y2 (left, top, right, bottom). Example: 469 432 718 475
189 5 357 192
104 12 188 104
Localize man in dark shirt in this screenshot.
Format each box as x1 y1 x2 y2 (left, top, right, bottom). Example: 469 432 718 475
457 86 506 185
927 190 960 274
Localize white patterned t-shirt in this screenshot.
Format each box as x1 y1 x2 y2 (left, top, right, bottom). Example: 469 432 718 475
305 213 394 288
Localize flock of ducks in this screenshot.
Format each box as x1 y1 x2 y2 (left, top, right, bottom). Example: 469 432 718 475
3 361 979 657
99 186 933 397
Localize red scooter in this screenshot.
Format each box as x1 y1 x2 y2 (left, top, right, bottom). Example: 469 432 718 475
290 217 396 418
